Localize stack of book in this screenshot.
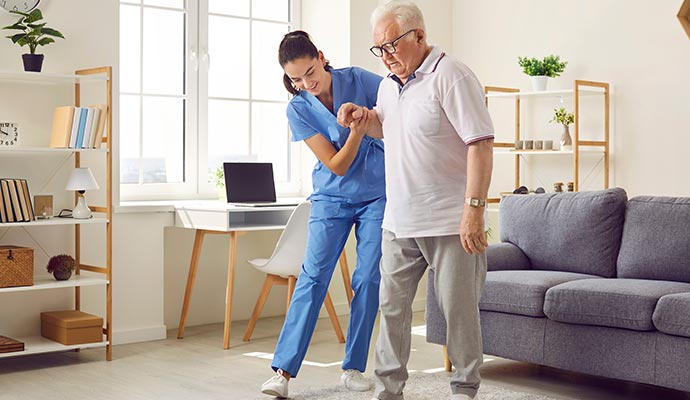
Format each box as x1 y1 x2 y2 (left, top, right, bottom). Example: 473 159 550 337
0 335 25 353
0 178 34 223
49 105 107 149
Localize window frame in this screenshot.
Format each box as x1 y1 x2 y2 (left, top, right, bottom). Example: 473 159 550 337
119 0 301 201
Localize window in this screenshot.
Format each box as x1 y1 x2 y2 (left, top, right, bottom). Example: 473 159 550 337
119 0 300 200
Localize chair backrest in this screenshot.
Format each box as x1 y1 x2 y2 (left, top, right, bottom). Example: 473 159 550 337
260 202 311 277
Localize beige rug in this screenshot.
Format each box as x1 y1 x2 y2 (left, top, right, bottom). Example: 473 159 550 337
257 371 558 400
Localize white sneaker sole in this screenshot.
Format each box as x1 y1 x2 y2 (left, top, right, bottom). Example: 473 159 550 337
261 388 287 398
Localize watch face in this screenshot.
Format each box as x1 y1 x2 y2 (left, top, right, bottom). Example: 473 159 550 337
0 0 40 13
0 122 19 146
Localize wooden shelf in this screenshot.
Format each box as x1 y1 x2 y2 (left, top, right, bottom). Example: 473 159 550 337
0 336 108 359
0 70 108 85
0 275 108 294
494 149 604 156
0 217 108 228
0 147 108 153
486 87 605 99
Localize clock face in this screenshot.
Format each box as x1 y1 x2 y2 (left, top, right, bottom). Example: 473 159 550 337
0 0 40 13
0 122 19 146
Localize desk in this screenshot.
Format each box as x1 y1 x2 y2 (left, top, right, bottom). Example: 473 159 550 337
174 201 353 349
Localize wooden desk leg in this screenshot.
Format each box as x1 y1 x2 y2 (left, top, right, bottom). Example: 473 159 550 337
339 251 353 306
223 232 238 349
178 229 206 339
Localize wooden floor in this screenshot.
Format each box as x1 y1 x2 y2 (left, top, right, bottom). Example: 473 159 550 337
0 312 689 400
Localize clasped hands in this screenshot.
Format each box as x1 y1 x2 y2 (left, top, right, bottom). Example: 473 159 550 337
337 102 371 133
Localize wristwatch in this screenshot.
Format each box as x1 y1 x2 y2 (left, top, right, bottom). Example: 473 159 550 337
465 197 486 208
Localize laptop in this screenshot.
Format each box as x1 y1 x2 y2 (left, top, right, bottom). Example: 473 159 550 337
223 162 300 207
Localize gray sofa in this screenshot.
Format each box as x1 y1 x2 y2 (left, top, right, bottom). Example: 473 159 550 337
426 188 690 393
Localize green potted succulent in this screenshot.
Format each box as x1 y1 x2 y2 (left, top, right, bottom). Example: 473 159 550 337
549 107 575 150
2 8 65 72
46 254 76 281
517 55 567 91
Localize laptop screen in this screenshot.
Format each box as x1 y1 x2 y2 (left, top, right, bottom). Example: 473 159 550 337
223 162 277 203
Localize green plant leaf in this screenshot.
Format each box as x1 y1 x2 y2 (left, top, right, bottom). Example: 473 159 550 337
2 23 27 30
38 37 54 46
25 9 43 23
41 27 64 38
27 22 47 29
9 33 26 44
8 10 30 17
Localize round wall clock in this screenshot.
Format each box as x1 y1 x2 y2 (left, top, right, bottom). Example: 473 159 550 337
0 122 19 146
0 0 41 13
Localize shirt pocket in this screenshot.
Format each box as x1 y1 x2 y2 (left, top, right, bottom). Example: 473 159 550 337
403 99 441 136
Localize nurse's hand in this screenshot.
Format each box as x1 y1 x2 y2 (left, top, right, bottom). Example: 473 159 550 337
337 102 364 128
349 107 370 137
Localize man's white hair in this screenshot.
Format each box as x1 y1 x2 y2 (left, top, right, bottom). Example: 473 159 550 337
370 0 426 33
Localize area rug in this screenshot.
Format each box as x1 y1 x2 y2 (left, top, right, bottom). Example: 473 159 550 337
258 371 558 400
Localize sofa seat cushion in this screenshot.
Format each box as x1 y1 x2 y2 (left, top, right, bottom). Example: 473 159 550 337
480 270 598 317
545 279 690 331
653 293 690 338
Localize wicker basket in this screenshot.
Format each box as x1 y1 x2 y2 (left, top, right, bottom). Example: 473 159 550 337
0 245 34 288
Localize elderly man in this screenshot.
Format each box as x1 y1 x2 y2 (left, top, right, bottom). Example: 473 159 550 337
337 1 494 399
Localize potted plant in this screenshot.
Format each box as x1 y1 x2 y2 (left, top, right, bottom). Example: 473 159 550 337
46 254 76 281
2 8 65 72
517 55 567 91
549 107 575 150
210 165 225 200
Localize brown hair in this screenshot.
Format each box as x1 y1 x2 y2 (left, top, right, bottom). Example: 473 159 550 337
278 30 332 95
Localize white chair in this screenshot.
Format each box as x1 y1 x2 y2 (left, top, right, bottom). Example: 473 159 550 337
242 202 346 343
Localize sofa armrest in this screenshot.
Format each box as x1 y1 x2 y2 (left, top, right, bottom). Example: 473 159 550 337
487 242 531 271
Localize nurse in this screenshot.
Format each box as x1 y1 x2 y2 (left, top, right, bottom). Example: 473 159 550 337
260 30 385 398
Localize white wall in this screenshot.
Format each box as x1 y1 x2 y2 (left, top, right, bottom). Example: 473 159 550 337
453 0 690 198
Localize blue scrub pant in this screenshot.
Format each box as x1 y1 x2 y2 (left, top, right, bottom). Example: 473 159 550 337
271 196 385 377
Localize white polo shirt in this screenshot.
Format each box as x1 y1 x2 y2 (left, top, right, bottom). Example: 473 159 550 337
376 46 494 238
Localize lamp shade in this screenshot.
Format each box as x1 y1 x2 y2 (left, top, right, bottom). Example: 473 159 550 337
65 167 100 191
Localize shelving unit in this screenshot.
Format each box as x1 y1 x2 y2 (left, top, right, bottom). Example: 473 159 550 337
485 80 610 203
0 67 113 360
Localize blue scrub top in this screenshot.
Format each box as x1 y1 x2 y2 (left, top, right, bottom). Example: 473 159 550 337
287 67 385 203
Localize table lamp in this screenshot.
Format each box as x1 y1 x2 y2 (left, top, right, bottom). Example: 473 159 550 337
65 167 100 219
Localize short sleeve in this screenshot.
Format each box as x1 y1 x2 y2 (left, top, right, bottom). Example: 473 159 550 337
286 101 318 142
442 73 495 144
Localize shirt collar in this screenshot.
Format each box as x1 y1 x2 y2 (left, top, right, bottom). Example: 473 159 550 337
386 45 445 85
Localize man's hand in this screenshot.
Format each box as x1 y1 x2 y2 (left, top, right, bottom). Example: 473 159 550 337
460 207 488 254
337 102 364 128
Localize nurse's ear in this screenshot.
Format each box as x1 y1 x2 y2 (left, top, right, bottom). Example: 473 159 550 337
317 50 331 71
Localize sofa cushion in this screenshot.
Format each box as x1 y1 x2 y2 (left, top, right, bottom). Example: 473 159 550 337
499 188 627 278
486 242 531 271
653 293 690 338
480 270 598 317
617 196 690 283
545 279 690 331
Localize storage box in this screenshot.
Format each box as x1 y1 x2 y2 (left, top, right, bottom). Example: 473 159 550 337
40 310 103 345
0 245 34 288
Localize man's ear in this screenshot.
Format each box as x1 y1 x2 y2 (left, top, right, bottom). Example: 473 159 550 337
416 29 426 43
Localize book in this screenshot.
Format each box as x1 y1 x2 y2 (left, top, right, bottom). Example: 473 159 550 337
0 335 24 353
90 104 107 148
19 180 34 221
6 179 24 222
68 107 82 148
0 185 6 223
81 107 95 149
75 107 89 148
87 107 101 148
0 180 14 222
49 106 75 148
15 179 31 222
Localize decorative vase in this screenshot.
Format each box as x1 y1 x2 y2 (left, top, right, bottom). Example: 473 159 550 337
53 269 72 281
529 75 548 91
22 54 44 72
560 124 573 150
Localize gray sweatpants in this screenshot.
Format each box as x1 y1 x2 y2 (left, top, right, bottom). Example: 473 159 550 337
373 229 487 399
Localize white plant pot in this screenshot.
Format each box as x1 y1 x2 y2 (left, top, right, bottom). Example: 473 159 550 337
530 75 548 91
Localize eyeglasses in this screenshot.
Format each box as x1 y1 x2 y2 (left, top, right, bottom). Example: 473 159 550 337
369 29 417 57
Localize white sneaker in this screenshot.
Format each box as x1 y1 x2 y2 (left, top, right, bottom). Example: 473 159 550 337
341 369 371 391
261 369 289 398
451 394 476 400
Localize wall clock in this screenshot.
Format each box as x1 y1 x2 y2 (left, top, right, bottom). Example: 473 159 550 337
0 122 19 146
0 0 40 13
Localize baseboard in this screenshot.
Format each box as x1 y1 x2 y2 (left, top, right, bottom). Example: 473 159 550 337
113 325 167 345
